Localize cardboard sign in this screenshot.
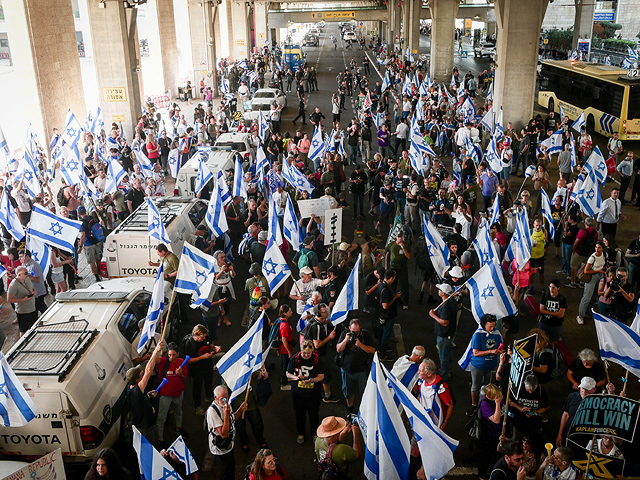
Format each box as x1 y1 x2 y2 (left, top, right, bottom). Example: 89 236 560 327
297 198 333 218
568 394 640 443
568 439 625 479
2 448 66 480
509 334 537 400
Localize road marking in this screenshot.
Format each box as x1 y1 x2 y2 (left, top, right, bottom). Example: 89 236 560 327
394 323 406 357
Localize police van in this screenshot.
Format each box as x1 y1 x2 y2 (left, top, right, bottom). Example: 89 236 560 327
0 277 171 463
212 132 255 165
175 150 236 198
100 197 207 279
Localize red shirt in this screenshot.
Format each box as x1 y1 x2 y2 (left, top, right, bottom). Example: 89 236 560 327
278 320 294 355
147 141 160 159
0 255 20 288
157 357 187 397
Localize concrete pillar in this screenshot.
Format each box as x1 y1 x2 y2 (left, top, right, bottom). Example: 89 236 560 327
227 0 250 61
572 0 595 51
188 0 217 94
156 0 180 98
407 0 422 58
254 3 269 52
388 3 401 52
3 0 85 150
429 0 459 83
493 0 549 129
86 0 143 139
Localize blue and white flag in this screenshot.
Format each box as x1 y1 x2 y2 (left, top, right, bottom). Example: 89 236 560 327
450 73 456 88
174 242 216 299
460 97 475 124
486 81 493 102
217 312 265 402
374 112 386 129
472 223 498 267
267 195 283 247
622 57 634 69
168 436 198 476
308 126 325 164
61 110 83 149
168 148 180 178
105 159 126 194
220 78 230 94
402 75 413 96
495 106 504 141
569 133 578 169
570 49 578 61
484 136 502 174
628 46 638 61
0 123 9 156
148 199 171 244
540 188 555 238
258 111 269 141
206 179 229 238
137 265 165 353
29 204 82 252
194 156 213 196
583 145 607 184
539 129 563 156
133 426 180 480
134 150 153 178
248 70 258 86
386 366 458 480
571 111 585 132
338 137 347 160
559 104 566 122
489 193 500 227
409 142 428 175
331 254 361 325
422 215 450 278
233 154 247 198
390 356 420 391
458 327 484 372
0 190 25 241
217 170 232 206
255 146 268 173
381 71 390 92
479 107 494 133
504 207 532 269
283 194 301 251
0 352 39 427
594 312 640 378
325 130 337 154
574 170 601 217
262 231 291 293
16 148 42 198
411 131 436 158
359 354 411 480
419 77 430 96
282 157 315 194
466 260 517 324
26 235 51 277
60 144 84 185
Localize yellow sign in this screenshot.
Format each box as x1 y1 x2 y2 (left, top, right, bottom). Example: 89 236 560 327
465 18 472 30
112 114 125 122
236 40 246 47
103 87 127 102
200 70 208 76
258 33 266 39
311 11 355 19
543 38 549 44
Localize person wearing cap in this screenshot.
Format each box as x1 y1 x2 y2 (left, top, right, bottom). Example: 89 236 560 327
293 236 321 279
429 283 457 381
385 231 411 309
468 314 504 416
314 416 361 478
375 178 396 236
126 340 164 446
445 265 466 347
290 265 326 315
78 207 103 283
251 230 269 266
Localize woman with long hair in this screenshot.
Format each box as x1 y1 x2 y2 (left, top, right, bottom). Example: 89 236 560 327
249 448 286 480
85 448 132 480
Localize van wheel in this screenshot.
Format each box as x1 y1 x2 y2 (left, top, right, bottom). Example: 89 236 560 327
120 402 134 445
548 98 555 113
586 114 595 135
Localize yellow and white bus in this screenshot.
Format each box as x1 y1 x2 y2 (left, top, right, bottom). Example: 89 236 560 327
537 60 640 140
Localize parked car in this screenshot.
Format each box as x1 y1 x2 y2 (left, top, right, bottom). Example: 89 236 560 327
303 33 319 47
343 31 357 42
243 88 287 121
474 42 496 59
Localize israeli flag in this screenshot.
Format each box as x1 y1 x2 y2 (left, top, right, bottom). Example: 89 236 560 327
267 195 283 247
539 129 563 156
359 353 411 480
559 104 566 122
175 242 216 305
331 254 361 325
422 215 450 278
148 199 171 244
92 107 104 138
233 154 247 198
409 142 427 175
206 179 229 238
622 57 634 69
480 107 494 133
137 265 165 353
495 106 504 141
283 194 301 251
386 366 458 480
0 123 9 155
458 327 484 372
220 78 230 94
472 223 498 267
0 190 25 241
134 150 154 178
504 207 532 270
282 157 315 194
168 436 198 476
248 70 258 86
402 75 413 96
308 126 325 164
194 156 213 196
460 97 476 124
133 426 181 480
628 46 638 61
573 170 601 217
466 260 517 324
489 191 500 227
217 170 232 206
419 78 430 96
29 204 82 252
374 112 386 129
105 159 126 194
486 81 493 102
465 137 481 165
16 149 42 198
569 133 578 169
217 311 266 402
262 230 291 293
390 356 420 391
484 136 502 174
326 129 337 154
237 59 248 69
583 145 607 184
571 111 585 132
381 71 390 92
570 49 578 61
632 300 640 335
444 84 456 104
168 148 180 178
594 312 640 379
411 131 436 158
255 146 268 173
0 352 40 427
456 82 466 100
540 189 555 238
61 110 83 149
450 73 456 87
107 135 119 152
258 111 269 141
26 235 52 277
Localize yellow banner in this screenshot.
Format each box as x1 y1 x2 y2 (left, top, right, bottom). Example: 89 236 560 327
311 11 355 19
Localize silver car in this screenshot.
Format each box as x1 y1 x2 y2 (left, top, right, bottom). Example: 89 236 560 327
243 88 287 120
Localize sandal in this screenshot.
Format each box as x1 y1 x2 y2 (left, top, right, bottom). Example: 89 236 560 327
224 318 231 327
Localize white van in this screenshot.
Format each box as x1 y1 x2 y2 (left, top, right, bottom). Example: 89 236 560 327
213 132 256 165
0 278 172 463
100 197 207 278
174 150 236 198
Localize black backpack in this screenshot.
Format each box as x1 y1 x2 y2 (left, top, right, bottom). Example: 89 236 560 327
318 442 345 480
57 187 69 207
578 229 597 257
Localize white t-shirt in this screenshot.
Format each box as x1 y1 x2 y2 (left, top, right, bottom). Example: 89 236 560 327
206 403 235 455
291 278 322 314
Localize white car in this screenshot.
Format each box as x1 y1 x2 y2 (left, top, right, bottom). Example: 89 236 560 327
474 42 496 59
343 31 357 42
243 88 287 120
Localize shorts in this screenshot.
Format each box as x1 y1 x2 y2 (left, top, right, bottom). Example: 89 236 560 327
380 209 392 224
499 166 511 181
570 252 586 270
51 271 65 285
17 311 38 333
84 244 101 264
530 256 545 272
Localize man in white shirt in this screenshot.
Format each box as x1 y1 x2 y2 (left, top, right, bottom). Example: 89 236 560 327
454 123 472 155
597 188 625 237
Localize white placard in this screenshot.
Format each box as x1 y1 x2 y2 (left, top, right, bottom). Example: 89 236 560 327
297 198 333 218
2 448 66 480
324 208 343 246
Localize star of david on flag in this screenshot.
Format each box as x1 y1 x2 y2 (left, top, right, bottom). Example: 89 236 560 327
29 204 82 253
133 426 182 480
61 110 83 149
148 199 171 244
205 179 229 238
168 436 198 476
422 215 450 278
484 135 502 174
308 126 326 164
282 156 314 194
504 206 532 270
0 352 39 427
216 311 266 402
283 194 302 251
137 265 165 353
26 235 52 278
105 158 126 194
472 222 498 268
174 242 216 304
583 145 607 184
262 232 291 293
573 169 601 217
466 259 517 325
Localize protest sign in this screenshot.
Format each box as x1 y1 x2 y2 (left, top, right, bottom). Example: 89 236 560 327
1 448 66 480
509 334 537 400
568 394 640 443
297 198 332 218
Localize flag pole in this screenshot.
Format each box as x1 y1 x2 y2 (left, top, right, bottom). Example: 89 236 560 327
501 379 512 438
242 374 252 419
431 282 469 311
160 288 177 342
623 370 629 395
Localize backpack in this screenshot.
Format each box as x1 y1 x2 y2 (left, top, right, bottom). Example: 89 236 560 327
203 404 234 451
298 248 311 270
240 236 256 259
87 217 105 244
268 318 283 350
180 333 195 357
318 442 345 480
57 187 69 207
543 347 567 382
578 229 597 257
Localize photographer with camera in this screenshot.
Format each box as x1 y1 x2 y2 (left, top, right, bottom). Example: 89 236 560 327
604 267 635 324
336 319 376 415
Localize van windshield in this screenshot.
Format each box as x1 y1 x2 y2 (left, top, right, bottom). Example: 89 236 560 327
213 142 247 152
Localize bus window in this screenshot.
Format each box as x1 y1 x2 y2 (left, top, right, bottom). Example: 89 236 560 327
629 85 640 116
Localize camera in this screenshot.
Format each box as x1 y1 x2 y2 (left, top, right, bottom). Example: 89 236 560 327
610 278 622 290
347 413 359 425
348 332 358 344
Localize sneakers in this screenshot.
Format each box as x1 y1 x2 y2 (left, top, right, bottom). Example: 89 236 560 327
323 394 340 404
195 406 205 416
576 315 584 325
280 384 291 391
466 405 478 417
297 435 305 444
566 282 578 288
555 269 565 274
402 305 409 310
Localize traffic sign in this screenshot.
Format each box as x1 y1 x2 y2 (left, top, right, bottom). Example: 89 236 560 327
359 21 363 26
461 51 468 58
311 11 354 19
200 59 207 65
324 208 343 246
543 38 549 44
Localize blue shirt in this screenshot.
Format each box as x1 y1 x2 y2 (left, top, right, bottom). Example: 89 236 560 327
480 172 499 197
470 329 502 371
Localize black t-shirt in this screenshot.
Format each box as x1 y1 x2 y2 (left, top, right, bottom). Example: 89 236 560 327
562 223 579 245
307 320 335 356
127 384 155 429
567 359 606 388
534 349 554 384
365 273 381 304
250 241 267 265
350 170 367 195
512 385 548 412
378 282 397 320
287 352 325 395
323 279 342 306
337 329 376 374
184 336 214 374
434 299 457 338
611 282 635 320
489 456 518 480
126 187 145 212
539 291 567 326
627 239 640 266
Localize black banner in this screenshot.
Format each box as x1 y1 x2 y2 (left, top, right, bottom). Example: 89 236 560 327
509 334 537 400
568 438 626 479
568 394 640 443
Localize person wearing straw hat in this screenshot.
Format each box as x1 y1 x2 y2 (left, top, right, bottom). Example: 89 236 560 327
314 416 361 479
429 283 457 382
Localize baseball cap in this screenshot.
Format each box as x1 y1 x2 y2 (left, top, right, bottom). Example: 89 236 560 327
436 283 454 295
579 377 596 390
300 266 313 275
